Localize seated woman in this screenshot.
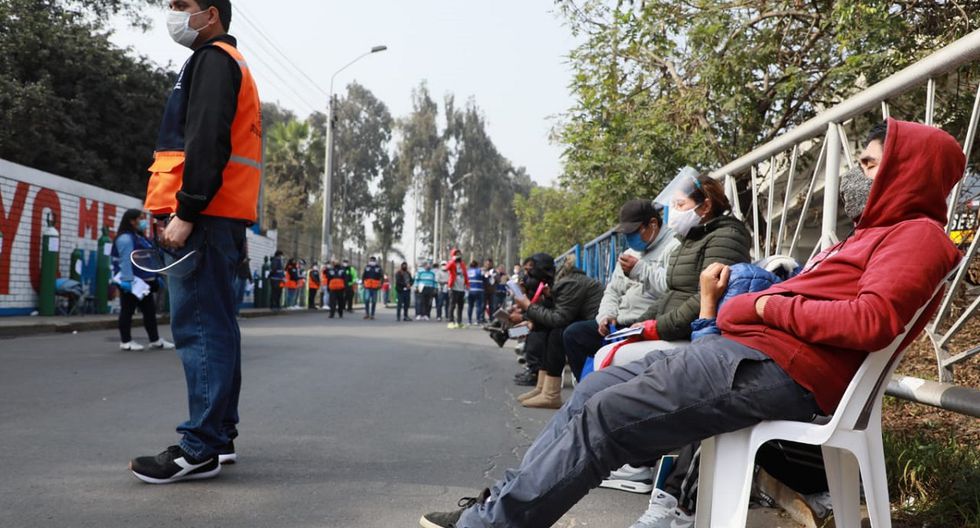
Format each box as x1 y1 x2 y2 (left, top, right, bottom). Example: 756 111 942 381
594 171 752 370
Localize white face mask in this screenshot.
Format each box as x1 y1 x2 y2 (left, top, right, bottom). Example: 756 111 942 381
167 10 207 49
667 206 703 237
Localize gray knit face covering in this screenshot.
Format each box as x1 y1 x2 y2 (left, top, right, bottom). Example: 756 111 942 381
839 166 873 220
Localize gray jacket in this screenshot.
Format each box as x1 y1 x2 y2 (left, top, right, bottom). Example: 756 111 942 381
596 228 681 326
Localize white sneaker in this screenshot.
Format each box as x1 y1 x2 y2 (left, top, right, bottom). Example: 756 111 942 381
600 464 654 493
149 339 176 350
120 341 145 351
629 489 691 528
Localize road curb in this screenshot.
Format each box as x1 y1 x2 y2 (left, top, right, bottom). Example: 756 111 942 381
0 309 297 339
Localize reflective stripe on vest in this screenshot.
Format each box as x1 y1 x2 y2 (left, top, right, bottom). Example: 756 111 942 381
144 41 262 221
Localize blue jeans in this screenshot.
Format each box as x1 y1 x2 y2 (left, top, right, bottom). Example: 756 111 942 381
467 291 485 323
285 287 298 307
168 216 245 460
456 336 821 527
364 288 378 317
436 291 448 319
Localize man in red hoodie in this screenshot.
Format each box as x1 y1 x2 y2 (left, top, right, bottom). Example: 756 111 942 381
419 119 963 528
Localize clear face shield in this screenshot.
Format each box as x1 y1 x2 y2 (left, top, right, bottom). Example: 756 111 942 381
653 166 703 223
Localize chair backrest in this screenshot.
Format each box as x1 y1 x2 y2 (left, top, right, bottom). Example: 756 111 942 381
827 271 954 432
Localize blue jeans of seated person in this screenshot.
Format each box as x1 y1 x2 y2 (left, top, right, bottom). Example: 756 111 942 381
456 335 822 528
467 291 484 323
364 288 378 317
562 319 606 380
168 216 246 461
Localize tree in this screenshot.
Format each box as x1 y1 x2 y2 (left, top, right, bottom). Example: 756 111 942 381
0 0 173 196
372 154 409 266
263 120 320 257
330 82 393 254
543 0 980 252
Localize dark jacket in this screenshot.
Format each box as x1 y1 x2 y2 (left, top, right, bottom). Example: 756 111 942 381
525 267 603 330
639 214 751 341
395 270 414 292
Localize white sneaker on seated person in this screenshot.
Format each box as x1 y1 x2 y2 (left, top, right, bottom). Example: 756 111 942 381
629 488 694 528
599 464 653 494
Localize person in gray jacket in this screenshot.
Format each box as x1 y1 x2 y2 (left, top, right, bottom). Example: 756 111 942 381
562 199 680 379
511 254 603 409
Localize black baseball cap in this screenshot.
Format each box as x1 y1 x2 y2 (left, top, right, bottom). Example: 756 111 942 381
614 199 662 233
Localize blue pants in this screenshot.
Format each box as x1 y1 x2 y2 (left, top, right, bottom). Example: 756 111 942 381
364 288 378 317
457 336 821 527
168 216 245 460
467 291 485 323
436 291 448 319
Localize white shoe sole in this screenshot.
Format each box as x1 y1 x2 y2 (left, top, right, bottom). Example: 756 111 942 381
599 478 654 494
131 464 220 484
218 453 237 464
419 515 444 528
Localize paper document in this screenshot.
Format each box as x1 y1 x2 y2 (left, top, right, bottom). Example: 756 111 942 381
603 326 643 341
113 273 151 300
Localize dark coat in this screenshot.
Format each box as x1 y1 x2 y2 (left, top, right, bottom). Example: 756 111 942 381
639 214 751 341
526 267 603 330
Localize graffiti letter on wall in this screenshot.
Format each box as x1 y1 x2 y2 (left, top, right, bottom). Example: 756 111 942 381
0 182 29 295
78 198 99 239
29 188 62 293
102 204 117 238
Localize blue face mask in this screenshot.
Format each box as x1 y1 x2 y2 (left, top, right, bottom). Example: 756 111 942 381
625 230 647 252
138 219 149 232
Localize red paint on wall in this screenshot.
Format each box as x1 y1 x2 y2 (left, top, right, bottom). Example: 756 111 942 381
0 182 29 295
29 188 62 293
78 198 99 239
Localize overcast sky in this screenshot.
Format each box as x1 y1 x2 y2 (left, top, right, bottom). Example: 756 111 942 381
109 0 580 187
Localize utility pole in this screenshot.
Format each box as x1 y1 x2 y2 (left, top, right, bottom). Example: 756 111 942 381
320 45 388 264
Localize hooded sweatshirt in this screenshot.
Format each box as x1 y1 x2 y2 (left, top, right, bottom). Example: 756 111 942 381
718 119 963 414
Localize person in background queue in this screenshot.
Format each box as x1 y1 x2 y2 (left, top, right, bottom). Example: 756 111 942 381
362 256 384 320
112 209 175 351
324 259 347 318
342 259 358 313
435 260 450 322
414 260 437 320
306 261 320 310
269 250 284 311
284 258 300 309
132 0 261 484
466 260 486 325
446 249 468 329
395 262 414 322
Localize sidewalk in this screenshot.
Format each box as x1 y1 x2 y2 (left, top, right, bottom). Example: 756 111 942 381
0 307 295 338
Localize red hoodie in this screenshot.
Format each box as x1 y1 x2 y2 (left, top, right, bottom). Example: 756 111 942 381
718 119 963 414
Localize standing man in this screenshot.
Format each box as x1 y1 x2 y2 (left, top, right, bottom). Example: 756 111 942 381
362 256 384 320
435 261 450 322
306 261 320 310
132 0 261 484
269 250 284 311
342 259 358 313
324 260 348 318
414 260 437 320
446 249 468 329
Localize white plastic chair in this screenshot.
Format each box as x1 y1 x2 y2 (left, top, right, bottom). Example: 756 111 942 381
694 275 952 528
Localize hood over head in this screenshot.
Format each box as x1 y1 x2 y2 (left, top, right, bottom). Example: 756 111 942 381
857 118 964 230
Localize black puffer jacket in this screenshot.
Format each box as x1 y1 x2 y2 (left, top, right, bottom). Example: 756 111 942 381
639 214 751 340
526 267 603 330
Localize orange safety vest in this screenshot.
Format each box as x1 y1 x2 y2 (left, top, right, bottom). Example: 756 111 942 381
144 41 262 222
308 270 320 289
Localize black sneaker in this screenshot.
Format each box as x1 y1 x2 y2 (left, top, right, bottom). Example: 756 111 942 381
513 369 537 386
129 445 220 484
419 489 490 528
217 440 237 465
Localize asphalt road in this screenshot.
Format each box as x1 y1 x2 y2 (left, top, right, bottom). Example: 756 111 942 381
0 307 802 528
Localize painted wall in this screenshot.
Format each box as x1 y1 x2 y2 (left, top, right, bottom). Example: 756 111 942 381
0 159 276 315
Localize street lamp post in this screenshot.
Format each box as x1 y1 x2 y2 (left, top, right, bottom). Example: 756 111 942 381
320 45 388 264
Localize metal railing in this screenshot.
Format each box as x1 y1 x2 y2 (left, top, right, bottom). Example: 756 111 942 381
558 29 980 408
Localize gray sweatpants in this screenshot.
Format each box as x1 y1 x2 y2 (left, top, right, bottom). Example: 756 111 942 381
458 335 822 527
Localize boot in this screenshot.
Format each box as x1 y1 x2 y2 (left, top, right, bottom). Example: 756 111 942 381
516 371 546 402
522 375 562 409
